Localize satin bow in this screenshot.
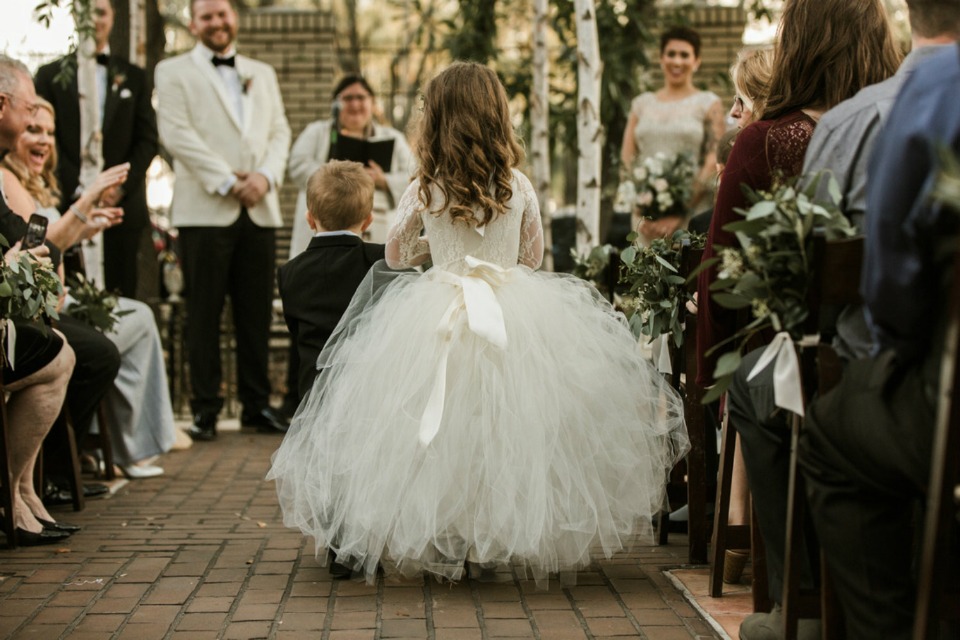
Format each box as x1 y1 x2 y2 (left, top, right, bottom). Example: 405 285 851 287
419 256 511 446
746 331 817 417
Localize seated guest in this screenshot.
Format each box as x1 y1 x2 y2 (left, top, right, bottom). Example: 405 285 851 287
694 1 902 637
725 1 958 636
0 53 105 535
278 160 384 403
1 98 179 479
800 41 960 640
2 250 78 545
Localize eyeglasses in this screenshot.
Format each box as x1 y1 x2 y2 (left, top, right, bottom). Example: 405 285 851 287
1 92 40 117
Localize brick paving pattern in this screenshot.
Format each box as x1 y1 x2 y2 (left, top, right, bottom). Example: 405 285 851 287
0 431 720 639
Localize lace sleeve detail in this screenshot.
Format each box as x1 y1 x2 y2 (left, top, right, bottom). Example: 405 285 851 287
517 172 544 269
385 180 430 269
766 114 816 181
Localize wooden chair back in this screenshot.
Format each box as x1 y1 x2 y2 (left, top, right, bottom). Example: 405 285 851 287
913 244 960 639
782 234 863 640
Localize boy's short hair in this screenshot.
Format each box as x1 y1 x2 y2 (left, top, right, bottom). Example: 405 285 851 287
306 160 375 231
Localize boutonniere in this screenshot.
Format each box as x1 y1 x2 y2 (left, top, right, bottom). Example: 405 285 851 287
240 74 253 95
111 72 126 93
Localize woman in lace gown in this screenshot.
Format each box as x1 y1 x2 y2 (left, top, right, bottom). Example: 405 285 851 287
268 62 689 585
620 26 725 241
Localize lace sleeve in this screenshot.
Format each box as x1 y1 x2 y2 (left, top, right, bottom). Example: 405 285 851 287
385 180 430 269
517 172 544 269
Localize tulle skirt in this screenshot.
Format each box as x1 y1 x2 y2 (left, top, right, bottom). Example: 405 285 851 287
267 260 688 584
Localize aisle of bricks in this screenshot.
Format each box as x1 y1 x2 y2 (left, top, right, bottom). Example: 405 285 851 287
0 432 719 639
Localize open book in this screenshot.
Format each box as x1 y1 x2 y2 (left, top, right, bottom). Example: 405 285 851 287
329 134 395 172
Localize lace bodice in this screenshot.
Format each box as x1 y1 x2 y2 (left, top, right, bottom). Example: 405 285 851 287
386 169 544 273
630 91 720 164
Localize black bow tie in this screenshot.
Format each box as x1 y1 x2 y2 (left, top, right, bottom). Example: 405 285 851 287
96 53 109 66
212 56 235 68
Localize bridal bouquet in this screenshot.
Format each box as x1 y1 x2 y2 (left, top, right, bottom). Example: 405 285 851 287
617 151 697 221
703 173 855 402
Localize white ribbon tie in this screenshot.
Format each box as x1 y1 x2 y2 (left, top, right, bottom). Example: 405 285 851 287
746 331 805 417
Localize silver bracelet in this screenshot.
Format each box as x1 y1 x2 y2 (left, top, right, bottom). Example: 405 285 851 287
68 205 89 224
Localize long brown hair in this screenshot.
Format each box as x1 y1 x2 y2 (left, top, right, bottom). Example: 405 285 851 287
413 61 524 227
762 0 901 120
1 98 61 208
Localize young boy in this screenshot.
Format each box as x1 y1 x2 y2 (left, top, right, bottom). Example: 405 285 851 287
278 160 385 403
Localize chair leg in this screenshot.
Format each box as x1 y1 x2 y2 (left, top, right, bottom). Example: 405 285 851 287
686 382 709 565
751 506 771 612
49 410 85 512
95 403 116 481
0 391 17 549
711 403 752 596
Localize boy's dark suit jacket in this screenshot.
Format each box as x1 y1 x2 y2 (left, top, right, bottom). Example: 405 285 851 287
278 234 385 399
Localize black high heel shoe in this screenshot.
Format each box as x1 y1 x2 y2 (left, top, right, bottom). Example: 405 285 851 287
15 527 71 546
36 518 81 533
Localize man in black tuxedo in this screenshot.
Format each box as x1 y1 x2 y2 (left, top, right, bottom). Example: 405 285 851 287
34 0 158 299
278 161 384 402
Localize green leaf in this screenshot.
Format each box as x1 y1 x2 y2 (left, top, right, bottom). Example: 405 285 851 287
712 292 752 309
702 375 732 404
653 255 678 273
714 351 743 377
746 200 778 220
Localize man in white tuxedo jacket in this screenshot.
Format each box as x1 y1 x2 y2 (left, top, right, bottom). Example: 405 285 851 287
155 0 291 440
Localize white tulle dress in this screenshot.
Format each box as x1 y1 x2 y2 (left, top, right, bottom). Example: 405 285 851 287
268 170 689 584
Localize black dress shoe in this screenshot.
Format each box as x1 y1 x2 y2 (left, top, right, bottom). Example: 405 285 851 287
327 550 352 578
37 518 82 533
15 527 71 546
189 412 217 441
241 407 289 434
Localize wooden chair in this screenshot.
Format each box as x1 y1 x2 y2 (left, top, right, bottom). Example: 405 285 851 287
659 243 714 565
780 234 863 640
710 404 771 612
44 407 86 512
0 382 17 548
913 245 960 640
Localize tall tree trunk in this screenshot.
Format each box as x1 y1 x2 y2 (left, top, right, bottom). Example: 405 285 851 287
531 0 552 270
574 0 602 251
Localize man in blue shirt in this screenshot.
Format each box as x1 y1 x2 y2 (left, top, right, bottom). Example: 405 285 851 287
799 43 960 640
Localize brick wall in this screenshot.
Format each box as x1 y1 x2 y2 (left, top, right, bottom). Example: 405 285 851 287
238 9 337 256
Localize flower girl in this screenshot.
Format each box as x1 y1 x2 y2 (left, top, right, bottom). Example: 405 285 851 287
268 62 688 584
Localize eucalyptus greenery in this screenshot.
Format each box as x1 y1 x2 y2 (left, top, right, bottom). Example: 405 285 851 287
703 173 856 402
66 272 133 334
0 233 63 366
619 228 705 346
571 243 615 286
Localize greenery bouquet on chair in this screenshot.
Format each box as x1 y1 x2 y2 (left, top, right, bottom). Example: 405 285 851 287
0 233 63 368
703 174 855 403
65 272 132 334
619 228 706 347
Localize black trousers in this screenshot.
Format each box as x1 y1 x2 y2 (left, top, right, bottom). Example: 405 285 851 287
799 352 935 640
728 347 818 605
103 224 146 300
57 314 121 439
179 210 275 416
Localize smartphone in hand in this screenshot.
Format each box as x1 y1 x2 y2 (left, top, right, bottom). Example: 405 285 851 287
22 213 49 250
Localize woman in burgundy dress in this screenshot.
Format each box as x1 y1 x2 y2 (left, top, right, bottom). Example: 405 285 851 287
694 0 901 634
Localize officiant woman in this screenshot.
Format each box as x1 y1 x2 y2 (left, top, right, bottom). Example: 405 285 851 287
287 75 416 253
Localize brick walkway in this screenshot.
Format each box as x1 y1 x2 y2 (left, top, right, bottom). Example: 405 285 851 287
0 429 721 640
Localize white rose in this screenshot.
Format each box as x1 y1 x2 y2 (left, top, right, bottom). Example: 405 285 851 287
637 191 654 207
634 166 648 181
657 192 674 208
653 178 669 193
